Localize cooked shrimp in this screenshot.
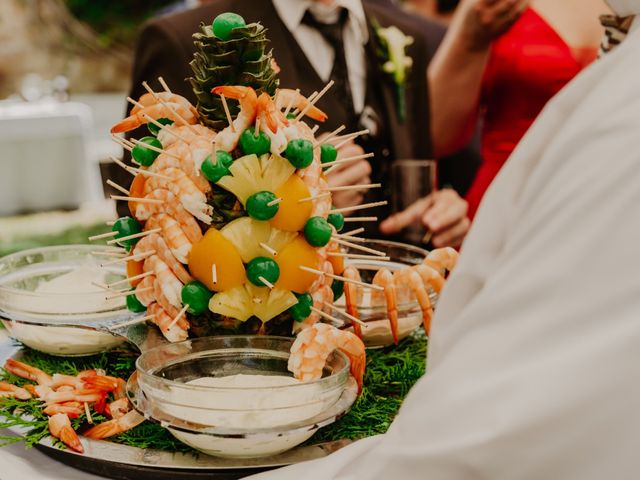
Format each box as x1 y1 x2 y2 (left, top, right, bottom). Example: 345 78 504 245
111 102 198 134
142 167 210 221
157 123 215 149
153 276 182 314
275 89 328 122
4 358 51 385
257 92 288 154
312 177 332 218
288 323 365 392
147 303 189 343
48 413 84 453
43 403 83 418
158 214 193 264
40 388 105 406
130 92 195 115
411 263 445 295
135 190 203 242
424 247 459 275
106 398 131 419
135 274 156 306
83 410 145 440
144 255 183 307
133 234 193 284
372 268 399 345
212 85 259 151
188 136 215 174
0 381 31 400
396 269 434 335
343 266 363 339
163 142 211 193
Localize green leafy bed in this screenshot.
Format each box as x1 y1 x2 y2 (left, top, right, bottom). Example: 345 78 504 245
0 334 427 453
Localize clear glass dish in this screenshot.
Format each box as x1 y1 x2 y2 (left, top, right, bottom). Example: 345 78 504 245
130 336 357 458
0 245 133 356
333 239 436 347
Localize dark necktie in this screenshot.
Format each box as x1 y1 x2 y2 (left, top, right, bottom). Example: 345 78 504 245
301 8 357 126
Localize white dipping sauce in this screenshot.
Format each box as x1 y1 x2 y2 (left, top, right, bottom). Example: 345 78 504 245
4 266 125 356
158 374 337 458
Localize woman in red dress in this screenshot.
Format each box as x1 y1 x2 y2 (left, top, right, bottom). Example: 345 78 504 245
429 0 608 219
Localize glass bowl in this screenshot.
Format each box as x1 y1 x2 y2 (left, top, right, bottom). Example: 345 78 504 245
0 245 134 356
333 239 436 347
129 336 357 458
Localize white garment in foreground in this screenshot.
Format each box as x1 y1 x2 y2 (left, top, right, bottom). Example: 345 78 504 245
249 17 640 480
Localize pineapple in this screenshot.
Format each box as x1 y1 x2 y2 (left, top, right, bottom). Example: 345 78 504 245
220 217 296 263
209 284 297 323
217 153 295 205
188 22 279 130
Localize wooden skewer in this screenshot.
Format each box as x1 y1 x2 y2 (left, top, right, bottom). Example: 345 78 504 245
91 281 113 292
254 117 261 137
106 286 151 300
142 81 198 134
106 228 162 245
327 252 391 261
109 314 155 330
299 266 384 291
343 216 378 223
331 237 388 257
88 231 117 241
220 94 235 132
260 243 278 257
293 90 317 116
167 304 189 330
84 402 93 424
330 200 387 215
126 96 144 109
106 179 130 196
333 129 370 149
315 125 346 148
339 227 365 237
322 152 375 169
258 277 275 289
130 138 180 159
158 76 172 93
334 233 367 243
212 264 217 285
298 192 331 204
421 230 434 244
267 197 283 207
105 220 116 227
91 250 125 257
283 88 300 117
310 306 345 327
107 271 153 288
296 80 334 121
253 297 263 304
322 301 367 327
323 183 381 192
311 125 320 134
112 135 133 152
110 156 172 180
100 250 155 267
142 114 189 142
211 141 217 166
110 195 163 205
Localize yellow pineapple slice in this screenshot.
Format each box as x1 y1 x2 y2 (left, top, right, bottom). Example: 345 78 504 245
217 153 295 205
270 175 313 232
221 217 296 263
246 284 297 323
276 237 322 293
208 284 297 323
209 286 254 322
188 228 246 292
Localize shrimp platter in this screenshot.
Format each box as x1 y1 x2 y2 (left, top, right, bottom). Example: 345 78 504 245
96 13 458 390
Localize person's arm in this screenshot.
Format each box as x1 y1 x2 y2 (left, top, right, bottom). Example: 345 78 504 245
428 0 529 156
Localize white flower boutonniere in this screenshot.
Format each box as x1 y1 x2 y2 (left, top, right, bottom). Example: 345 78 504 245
373 22 414 122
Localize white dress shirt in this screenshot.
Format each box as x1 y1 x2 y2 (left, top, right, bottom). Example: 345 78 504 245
250 8 640 480
272 0 368 113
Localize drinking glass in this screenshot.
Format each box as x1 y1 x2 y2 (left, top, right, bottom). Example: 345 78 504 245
391 160 438 244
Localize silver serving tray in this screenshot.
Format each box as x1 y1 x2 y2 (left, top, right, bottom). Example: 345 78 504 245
0 334 353 480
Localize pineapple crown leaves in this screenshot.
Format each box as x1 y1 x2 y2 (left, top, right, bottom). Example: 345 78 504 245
188 22 280 130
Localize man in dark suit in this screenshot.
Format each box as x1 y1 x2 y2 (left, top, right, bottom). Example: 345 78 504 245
119 0 471 247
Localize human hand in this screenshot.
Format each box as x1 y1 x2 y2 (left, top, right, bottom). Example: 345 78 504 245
458 0 529 50
325 141 372 210
379 188 470 248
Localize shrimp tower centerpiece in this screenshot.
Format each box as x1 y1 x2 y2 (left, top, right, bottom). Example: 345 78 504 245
101 13 457 388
